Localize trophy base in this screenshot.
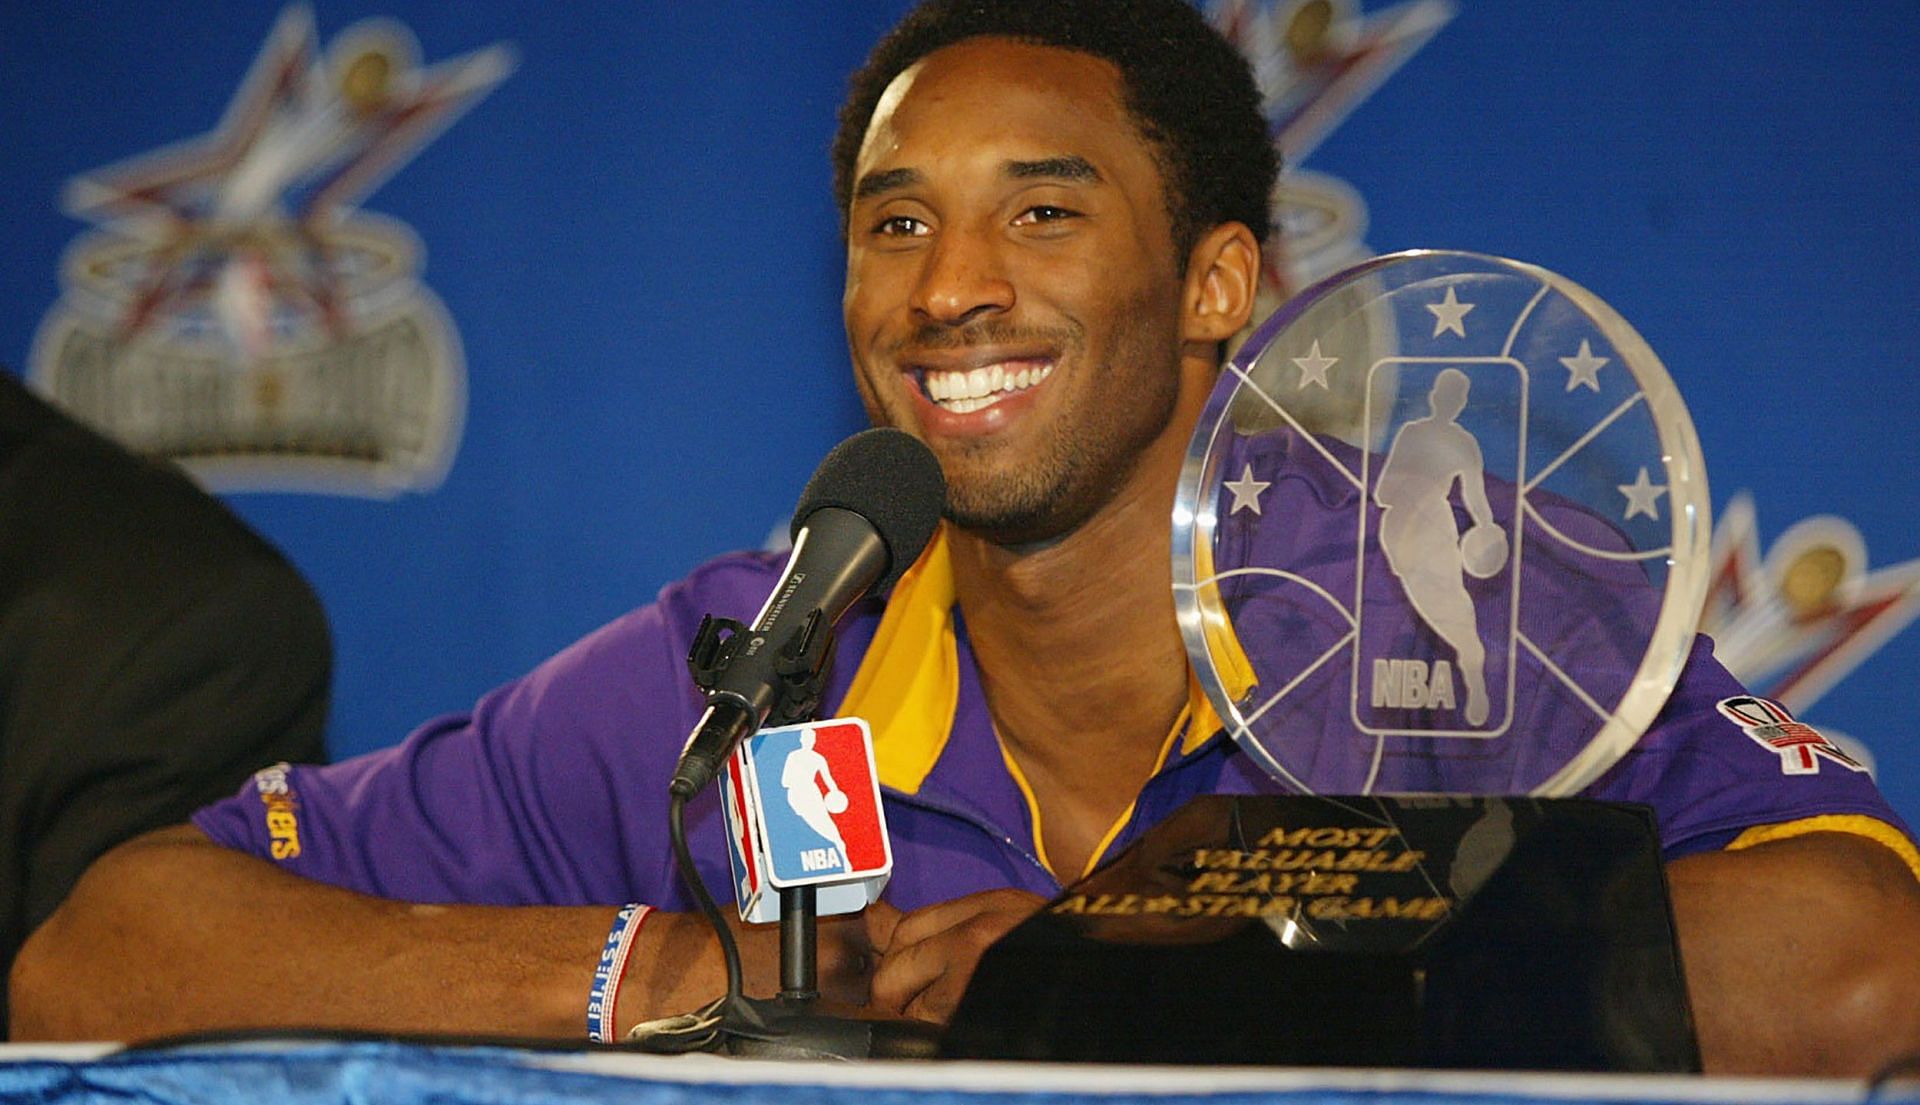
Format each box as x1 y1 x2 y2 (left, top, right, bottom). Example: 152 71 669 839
941 796 1699 1072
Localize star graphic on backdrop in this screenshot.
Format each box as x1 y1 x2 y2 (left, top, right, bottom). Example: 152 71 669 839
1209 0 1456 295
1225 463 1271 516
1618 467 1669 521
1291 340 1338 389
66 10 513 228
1426 286 1474 338
1559 339 1609 393
1700 492 1920 714
59 8 513 343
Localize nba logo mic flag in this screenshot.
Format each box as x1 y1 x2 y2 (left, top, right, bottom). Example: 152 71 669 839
720 718 892 924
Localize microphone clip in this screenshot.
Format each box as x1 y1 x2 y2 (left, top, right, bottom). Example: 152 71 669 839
685 614 748 691
685 610 836 727
770 608 835 725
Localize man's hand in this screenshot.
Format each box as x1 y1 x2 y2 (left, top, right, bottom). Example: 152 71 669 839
616 900 900 1035
867 889 1047 1024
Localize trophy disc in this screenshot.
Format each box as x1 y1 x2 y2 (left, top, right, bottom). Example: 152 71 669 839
1174 251 1708 795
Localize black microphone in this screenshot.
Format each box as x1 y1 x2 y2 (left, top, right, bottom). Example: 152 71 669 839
670 428 945 798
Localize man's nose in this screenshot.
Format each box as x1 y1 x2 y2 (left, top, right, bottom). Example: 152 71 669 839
908 226 1014 327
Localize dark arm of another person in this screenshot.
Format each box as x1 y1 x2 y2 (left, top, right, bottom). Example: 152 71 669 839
8 558 329 958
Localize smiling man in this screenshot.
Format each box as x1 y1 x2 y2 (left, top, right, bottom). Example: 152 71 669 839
837 28 1263 894
13 0 1920 1075
844 44 1209 550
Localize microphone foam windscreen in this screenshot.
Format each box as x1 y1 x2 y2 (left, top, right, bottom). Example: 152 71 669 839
791 427 947 593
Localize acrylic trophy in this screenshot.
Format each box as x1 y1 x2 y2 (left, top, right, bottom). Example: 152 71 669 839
1178 249 1707 795
945 252 1709 1070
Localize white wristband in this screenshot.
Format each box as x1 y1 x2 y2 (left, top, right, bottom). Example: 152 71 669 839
586 903 652 1042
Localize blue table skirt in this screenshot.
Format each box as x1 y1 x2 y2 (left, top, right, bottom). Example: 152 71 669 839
0 1040 1911 1105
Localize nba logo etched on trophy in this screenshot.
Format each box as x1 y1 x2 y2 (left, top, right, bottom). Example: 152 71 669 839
1354 358 1526 738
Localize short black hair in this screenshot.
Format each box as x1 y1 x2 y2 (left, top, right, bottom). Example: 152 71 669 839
832 0 1279 259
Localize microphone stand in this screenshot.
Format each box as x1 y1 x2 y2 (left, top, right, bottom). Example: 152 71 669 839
626 612 940 1060
780 886 818 1002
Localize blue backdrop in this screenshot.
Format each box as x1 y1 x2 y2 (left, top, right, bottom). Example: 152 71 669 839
3 2 1916 821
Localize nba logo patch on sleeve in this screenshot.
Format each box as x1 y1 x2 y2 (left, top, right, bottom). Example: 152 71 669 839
1717 695 1866 776
749 720 892 888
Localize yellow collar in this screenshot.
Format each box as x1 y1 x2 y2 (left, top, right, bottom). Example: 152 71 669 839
840 526 1241 794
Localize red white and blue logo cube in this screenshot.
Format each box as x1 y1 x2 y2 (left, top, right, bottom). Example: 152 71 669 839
720 718 892 923
748 719 890 886
721 752 763 911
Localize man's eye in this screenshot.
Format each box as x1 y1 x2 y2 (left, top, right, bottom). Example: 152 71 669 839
872 215 927 237
1013 205 1079 226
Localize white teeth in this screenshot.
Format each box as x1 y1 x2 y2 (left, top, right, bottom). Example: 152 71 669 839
922 361 1054 412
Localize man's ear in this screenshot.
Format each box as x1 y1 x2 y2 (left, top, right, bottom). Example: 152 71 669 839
1180 221 1261 345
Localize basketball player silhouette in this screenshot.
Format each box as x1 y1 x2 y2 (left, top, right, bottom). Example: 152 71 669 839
1373 369 1507 725
780 730 847 863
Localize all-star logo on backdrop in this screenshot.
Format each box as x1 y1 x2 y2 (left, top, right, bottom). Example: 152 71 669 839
1699 492 1920 775
1208 0 1454 295
27 8 512 496
1210 0 1454 451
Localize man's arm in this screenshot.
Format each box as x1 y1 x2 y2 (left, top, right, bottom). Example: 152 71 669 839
9 825 882 1041
1668 831 1920 1076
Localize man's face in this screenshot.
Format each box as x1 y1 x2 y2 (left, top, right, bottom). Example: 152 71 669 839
843 38 1191 546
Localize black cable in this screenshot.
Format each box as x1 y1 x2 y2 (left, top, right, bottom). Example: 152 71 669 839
621 794 744 1052
669 791 742 1005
